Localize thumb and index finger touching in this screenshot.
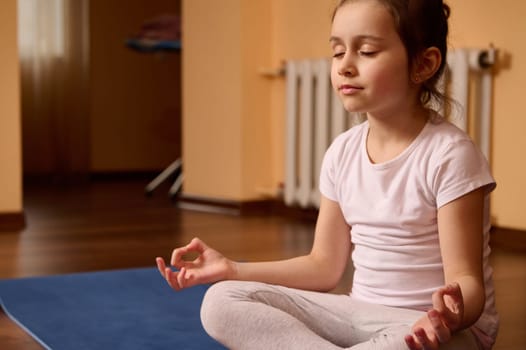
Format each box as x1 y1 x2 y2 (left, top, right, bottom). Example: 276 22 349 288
155 237 208 273
432 282 464 328
433 283 463 311
170 237 208 267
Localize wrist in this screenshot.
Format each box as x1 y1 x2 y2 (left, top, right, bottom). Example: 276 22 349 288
227 260 239 280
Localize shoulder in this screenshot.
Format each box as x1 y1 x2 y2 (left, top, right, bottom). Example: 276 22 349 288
419 119 480 162
421 118 489 171
425 118 472 145
423 120 495 206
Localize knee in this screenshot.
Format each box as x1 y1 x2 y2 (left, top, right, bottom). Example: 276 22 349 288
200 281 243 339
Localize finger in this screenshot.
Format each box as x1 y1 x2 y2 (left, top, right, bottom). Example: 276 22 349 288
170 238 207 266
427 309 451 343
434 284 464 326
163 267 175 288
156 257 167 277
164 267 182 291
444 282 461 294
176 267 188 289
155 258 166 277
186 237 209 254
404 334 421 350
443 283 463 313
439 283 463 306
170 247 189 267
432 288 447 313
414 327 438 350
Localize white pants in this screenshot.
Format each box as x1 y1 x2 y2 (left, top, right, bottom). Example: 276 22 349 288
200 281 480 350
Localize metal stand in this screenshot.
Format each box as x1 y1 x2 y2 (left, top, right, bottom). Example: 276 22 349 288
144 158 183 197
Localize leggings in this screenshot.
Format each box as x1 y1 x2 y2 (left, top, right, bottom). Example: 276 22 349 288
200 281 480 350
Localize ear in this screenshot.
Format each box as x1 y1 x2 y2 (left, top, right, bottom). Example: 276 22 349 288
411 47 442 84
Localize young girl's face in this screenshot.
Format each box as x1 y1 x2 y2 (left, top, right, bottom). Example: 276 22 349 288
330 0 416 116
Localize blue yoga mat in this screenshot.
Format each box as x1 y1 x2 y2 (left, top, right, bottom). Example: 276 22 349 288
0 267 226 350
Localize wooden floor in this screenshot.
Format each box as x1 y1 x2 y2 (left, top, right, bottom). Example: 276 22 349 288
0 179 524 349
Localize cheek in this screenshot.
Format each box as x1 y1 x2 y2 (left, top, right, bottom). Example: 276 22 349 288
368 64 409 93
330 66 340 91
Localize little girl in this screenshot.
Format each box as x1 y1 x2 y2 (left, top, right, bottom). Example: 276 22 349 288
156 0 499 349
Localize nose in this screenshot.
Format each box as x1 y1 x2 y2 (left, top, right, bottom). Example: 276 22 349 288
338 65 356 77
337 54 357 77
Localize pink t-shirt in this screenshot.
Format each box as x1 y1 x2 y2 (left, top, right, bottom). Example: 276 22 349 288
319 119 499 348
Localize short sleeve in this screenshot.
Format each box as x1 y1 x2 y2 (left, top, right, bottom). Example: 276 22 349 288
319 139 339 202
434 139 496 208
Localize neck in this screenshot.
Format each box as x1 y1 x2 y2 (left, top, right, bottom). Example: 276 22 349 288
364 104 429 164
366 104 429 144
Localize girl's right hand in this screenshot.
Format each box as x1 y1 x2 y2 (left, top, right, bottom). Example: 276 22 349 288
156 237 235 291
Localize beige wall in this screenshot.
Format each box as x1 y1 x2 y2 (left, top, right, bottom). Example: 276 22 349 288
268 0 338 189
183 0 526 230
447 0 526 229
182 0 273 200
0 0 23 213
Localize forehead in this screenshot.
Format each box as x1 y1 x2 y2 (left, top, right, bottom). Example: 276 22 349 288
331 1 398 41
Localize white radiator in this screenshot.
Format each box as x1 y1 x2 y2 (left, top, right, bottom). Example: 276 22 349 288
284 48 496 209
445 48 496 160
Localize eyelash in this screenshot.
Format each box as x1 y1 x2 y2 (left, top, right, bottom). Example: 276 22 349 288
359 51 377 57
332 51 378 58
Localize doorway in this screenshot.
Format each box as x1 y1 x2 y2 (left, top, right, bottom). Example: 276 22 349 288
18 0 181 185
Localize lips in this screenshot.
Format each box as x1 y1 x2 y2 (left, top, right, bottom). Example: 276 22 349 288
338 84 363 95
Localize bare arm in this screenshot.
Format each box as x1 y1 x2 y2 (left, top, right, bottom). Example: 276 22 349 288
437 187 486 329
406 187 486 349
234 195 351 291
157 195 352 292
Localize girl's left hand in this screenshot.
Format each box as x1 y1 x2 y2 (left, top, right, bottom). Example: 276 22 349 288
404 283 464 349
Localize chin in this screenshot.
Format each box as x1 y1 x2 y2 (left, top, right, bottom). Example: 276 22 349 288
341 102 367 114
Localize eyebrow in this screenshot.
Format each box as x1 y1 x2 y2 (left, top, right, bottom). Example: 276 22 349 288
329 34 384 43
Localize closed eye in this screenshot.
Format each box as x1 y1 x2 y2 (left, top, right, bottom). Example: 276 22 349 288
359 51 378 57
333 52 345 58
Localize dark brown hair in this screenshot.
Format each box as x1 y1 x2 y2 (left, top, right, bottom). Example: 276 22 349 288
333 0 451 110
